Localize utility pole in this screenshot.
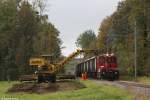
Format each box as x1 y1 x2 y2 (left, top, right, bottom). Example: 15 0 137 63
134 21 137 80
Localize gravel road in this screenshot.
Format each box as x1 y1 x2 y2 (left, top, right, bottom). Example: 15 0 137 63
93 80 150 100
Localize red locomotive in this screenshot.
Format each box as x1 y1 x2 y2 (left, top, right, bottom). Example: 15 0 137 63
76 53 119 80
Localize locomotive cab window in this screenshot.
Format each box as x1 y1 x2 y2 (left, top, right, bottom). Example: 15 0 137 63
111 57 117 63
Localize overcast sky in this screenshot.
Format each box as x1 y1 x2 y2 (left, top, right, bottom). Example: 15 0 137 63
46 0 121 56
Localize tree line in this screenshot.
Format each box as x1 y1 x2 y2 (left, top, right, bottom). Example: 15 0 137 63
0 0 62 80
76 0 150 76
0 0 149 80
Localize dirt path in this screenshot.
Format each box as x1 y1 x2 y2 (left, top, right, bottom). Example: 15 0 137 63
7 80 85 94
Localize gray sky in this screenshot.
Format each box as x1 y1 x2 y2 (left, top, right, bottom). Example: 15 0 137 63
46 0 121 56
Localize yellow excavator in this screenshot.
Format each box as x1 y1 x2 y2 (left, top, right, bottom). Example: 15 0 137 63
19 49 98 83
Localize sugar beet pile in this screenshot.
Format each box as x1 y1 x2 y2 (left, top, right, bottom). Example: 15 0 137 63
8 81 85 94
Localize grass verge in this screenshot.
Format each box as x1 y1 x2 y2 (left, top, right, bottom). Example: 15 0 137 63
137 76 150 85
120 75 150 85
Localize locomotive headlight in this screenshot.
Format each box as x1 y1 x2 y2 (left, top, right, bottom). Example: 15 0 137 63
111 53 114 56
106 53 109 56
115 72 118 74
100 66 104 68
103 72 105 74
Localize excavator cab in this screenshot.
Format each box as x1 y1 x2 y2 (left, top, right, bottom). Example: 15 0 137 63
40 55 54 64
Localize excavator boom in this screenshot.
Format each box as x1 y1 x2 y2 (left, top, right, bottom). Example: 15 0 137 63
55 49 98 73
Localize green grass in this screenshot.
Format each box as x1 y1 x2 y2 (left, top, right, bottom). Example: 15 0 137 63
119 75 136 81
120 75 150 85
0 80 133 100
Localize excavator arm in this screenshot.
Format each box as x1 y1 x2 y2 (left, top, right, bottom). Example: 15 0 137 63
55 49 98 73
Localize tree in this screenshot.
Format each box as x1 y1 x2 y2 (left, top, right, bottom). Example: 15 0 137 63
97 0 150 76
97 16 114 52
0 0 62 80
76 30 97 58
0 0 18 80
34 19 62 61
76 30 96 49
